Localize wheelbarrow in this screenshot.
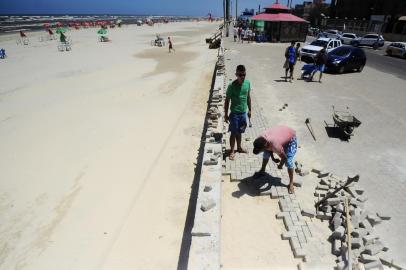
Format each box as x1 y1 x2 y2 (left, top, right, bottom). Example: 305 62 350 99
332 106 361 138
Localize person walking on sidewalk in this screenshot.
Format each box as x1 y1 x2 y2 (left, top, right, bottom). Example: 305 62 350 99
284 41 297 82
253 125 298 194
225 65 252 161
314 45 327 82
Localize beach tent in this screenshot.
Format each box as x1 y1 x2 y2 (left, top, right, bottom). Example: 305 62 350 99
250 0 308 42
43 23 50 28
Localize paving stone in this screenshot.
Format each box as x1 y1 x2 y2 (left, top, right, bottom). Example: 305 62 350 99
293 248 307 259
351 215 360 229
364 260 384 270
326 197 341 206
352 228 368 238
360 219 373 231
316 211 332 221
352 237 363 249
364 242 384 256
203 185 212 192
333 239 342 255
276 212 288 219
332 212 342 230
282 231 296 240
302 226 312 239
332 226 345 239
336 261 346 270
311 168 321 174
366 214 382 226
318 171 330 178
363 235 379 246
316 184 330 191
314 191 326 197
289 236 301 250
200 198 216 212
301 208 316 218
336 203 344 213
360 254 380 264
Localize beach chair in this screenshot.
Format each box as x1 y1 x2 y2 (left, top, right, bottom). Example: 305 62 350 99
0 49 6 59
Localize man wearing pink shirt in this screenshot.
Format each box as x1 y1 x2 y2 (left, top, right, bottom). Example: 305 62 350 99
253 125 297 193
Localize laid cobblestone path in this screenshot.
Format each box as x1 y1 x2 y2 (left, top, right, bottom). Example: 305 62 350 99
222 95 320 264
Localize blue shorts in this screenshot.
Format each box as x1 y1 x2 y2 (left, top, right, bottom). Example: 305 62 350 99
318 64 325 72
228 112 247 134
263 137 297 169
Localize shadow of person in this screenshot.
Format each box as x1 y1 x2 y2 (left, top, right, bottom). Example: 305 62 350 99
232 172 284 198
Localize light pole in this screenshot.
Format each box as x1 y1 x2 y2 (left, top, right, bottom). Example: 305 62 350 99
236 0 238 22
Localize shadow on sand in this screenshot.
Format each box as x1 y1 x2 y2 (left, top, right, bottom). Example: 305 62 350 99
232 172 286 198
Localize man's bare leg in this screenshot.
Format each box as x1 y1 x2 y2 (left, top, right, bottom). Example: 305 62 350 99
229 134 236 160
288 168 294 193
236 133 247 153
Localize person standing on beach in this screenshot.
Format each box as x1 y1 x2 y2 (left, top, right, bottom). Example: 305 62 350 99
225 65 252 160
284 41 296 82
238 27 242 42
168 37 175 53
253 125 298 194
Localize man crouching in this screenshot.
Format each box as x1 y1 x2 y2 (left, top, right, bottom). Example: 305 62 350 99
253 125 298 194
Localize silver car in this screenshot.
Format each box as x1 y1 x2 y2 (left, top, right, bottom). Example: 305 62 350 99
341 33 358 45
352 34 385 48
386 42 406 58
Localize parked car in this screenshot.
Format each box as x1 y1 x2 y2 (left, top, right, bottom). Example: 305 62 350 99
386 42 406 58
325 29 342 39
351 34 385 48
340 33 358 45
326 45 366 74
301 38 343 63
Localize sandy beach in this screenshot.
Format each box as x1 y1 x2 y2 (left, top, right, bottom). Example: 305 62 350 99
0 22 218 269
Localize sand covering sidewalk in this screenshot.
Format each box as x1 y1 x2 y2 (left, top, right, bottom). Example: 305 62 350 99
0 22 218 269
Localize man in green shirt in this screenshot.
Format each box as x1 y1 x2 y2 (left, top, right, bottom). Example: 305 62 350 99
225 65 252 160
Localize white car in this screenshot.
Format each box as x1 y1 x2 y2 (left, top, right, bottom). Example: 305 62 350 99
325 29 342 39
300 38 342 62
386 42 406 58
351 34 385 48
340 33 358 45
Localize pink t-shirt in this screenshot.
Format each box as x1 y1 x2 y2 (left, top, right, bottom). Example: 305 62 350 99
261 125 296 157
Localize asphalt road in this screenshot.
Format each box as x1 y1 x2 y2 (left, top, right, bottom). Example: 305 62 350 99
363 47 406 80
305 36 406 80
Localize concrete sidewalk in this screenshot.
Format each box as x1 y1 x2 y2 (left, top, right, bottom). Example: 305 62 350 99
221 35 406 268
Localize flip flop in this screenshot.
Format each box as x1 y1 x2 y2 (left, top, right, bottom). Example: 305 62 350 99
229 152 235 160
237 148 248 154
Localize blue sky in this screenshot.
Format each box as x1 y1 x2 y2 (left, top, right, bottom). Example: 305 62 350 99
0 0 329 16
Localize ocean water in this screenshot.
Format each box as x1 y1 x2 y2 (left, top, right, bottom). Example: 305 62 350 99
0 14 202 34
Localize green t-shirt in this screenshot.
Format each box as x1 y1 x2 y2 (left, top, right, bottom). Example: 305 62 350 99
226 79 251 113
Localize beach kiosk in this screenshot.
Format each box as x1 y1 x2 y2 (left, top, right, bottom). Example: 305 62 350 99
251 0 308 42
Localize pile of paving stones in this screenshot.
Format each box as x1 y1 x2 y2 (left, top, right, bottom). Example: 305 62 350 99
302 170 393 270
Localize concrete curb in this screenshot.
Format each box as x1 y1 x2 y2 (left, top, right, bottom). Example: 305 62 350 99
188 42 226 270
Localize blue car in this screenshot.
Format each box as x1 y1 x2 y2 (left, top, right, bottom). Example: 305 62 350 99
326 46 367 74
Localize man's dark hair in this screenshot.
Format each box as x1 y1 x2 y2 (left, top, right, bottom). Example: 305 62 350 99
253 136 267 154
296 42 301 47
236 65 246 72
291 40 295 45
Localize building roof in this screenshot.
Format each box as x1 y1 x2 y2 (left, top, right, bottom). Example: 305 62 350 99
251 13 307 22
264 2 290 11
